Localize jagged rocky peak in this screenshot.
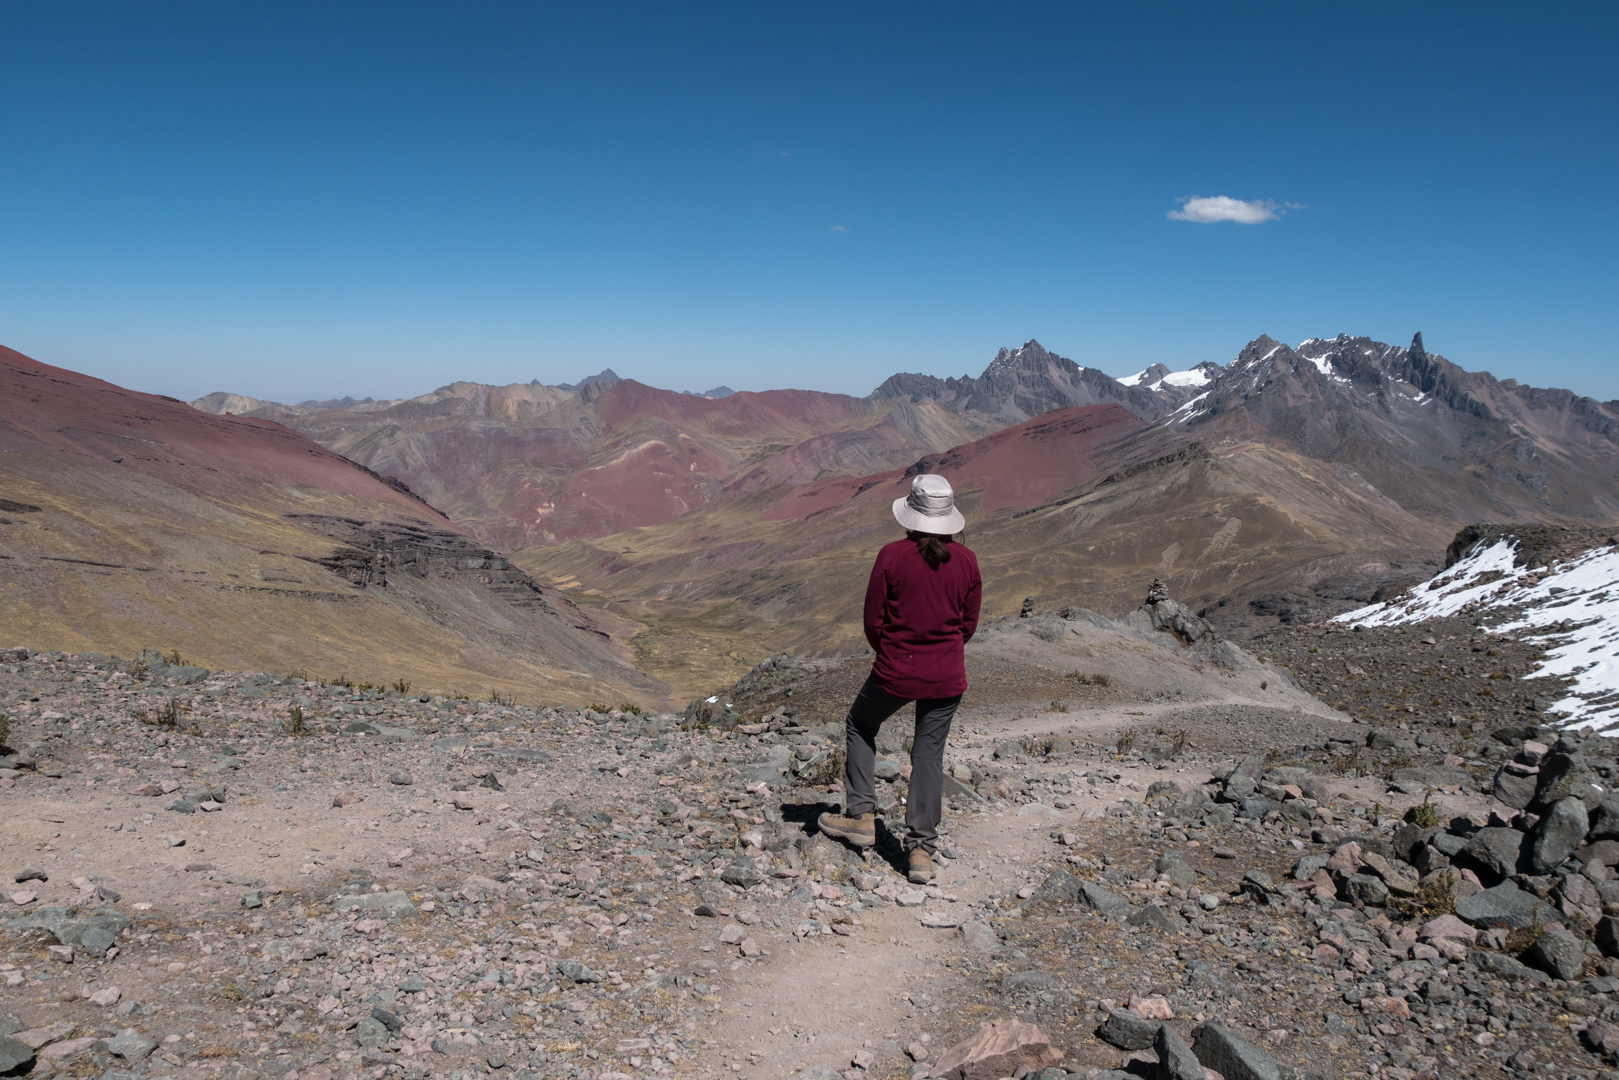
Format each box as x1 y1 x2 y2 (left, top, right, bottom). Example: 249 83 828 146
983 339 1058 377
557 368 621 393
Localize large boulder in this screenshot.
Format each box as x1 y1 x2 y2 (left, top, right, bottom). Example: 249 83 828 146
1530 798 1590 875
1455 882 1555 929
1493 764 1538 810
1193 1020 1324 1080
1096 1009 1158 1051
1524 930 1586 981
1588 799 1619 842
1532 753 1604 812
1462 827 1530 879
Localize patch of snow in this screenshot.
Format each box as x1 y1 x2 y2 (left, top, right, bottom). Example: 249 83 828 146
1308 354 1334 376
1336 540 1619 732
1118 370 1150 387
1161 368 1213 388
1259 345 1282 364
1170 392 1210 423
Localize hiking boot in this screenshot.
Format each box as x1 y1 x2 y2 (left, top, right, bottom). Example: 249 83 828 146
817 810 876 848
908 848 936 884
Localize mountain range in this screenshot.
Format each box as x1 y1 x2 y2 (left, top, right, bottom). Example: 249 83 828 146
183 332 1619 693
2 332 1613 702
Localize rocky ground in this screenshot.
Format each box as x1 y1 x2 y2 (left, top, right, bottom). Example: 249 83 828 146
6 629 1619 1080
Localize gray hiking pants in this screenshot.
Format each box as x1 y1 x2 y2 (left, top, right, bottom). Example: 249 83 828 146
841 673 962 854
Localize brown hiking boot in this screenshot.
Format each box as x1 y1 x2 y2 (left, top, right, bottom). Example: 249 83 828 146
908 848 936 884
817 810 875 848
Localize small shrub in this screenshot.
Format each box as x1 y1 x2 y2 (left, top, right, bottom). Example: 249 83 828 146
488 690 514 706
1049 699 1068 713
357 682 375 692
1168 729 1191 756
286 669 309 682
1411 795 1440 829
589 702 609 714
129 660 149 682
1260 680 1269 690
1116 731 1136 755
332 673 353 689
1021 734 1056 757
164 649 184 666
617 702 643 716
142 698 185 729
800 749 845 787
392 679 412 694
0 713 9 750
1065 671 1111 687
284 706 305 735
1504 908 1545 954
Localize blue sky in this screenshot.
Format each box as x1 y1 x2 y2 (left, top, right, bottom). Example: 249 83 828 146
3 2 1616 402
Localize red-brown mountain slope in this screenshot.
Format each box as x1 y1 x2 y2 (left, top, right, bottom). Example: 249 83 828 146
0 346 664 703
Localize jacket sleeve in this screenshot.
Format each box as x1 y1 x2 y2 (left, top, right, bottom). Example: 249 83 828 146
863 552 887 651
960 558 982 644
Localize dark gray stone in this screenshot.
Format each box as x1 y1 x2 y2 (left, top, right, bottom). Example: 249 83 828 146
1097 1008 1159 1051
370 1005 403 1031
78 925 116 958
1227 754 1265 786
1470 949 1550 984
1237 796 1278 820
1464 827 1530 878
1390 765 1473 791
1192 1020 1284 1080
1290 854 1330 880
1032 869 1082 903
1125 904 1183 934
1530 797 1589 874
1598 916 1619 958
1155 1024 1204 1080
1493 765 1537 810
556 960 599 983
720 861 762 888
1154 853 1199 891
0 1037 35 1076
353 1018 389 1048
107 1032 157 1061
1391 823 1438 863
1341 874 1388 906
1075 881 1131 918
1524 929 1586 981
1533 753 1604 811
1588 798 1619 841
1001 970 1059 991
1455 882 1554 929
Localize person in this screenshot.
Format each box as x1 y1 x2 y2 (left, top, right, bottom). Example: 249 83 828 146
818 473 982 884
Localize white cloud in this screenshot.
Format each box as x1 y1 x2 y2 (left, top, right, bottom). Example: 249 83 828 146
1167 195 1282 225
828 224 848 232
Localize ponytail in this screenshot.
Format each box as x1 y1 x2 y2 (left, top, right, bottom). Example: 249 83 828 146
907 530 953 569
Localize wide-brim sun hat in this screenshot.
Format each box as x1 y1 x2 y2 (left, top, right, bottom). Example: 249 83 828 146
892 473 965 535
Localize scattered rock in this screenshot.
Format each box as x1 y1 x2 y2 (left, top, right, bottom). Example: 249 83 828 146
929 1018 1061 1080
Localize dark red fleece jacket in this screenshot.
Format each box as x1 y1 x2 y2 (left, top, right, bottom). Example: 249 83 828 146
863 538 982 699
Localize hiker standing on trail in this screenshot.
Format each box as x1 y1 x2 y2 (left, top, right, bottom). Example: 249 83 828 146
818 474 982 884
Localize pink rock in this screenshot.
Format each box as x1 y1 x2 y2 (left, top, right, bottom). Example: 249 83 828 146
1128 995 1174 1020
1324 842 1364 874
928 1019 1062 1080
1521 740 1549 764
9 891 35 906
85 986 121 1006
39 1037 96 1062
1281 784 1304 800
1418 913 1478 943
1360 996 1412 1019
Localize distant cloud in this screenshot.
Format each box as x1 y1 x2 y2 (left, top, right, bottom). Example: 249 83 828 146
828 224 848 232
1168 195 1283 224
